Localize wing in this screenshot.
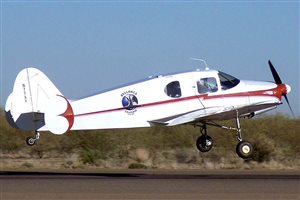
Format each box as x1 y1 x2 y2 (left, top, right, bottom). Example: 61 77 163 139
148 101 280 126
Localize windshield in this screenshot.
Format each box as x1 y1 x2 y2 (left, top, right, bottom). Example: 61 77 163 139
218 71 240 90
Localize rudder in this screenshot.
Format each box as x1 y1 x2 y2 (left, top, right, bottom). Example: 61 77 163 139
5 68 64 131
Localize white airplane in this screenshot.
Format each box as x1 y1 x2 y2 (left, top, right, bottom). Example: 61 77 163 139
5 60 293 159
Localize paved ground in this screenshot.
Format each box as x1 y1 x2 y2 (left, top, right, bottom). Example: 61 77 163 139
0 170 299 200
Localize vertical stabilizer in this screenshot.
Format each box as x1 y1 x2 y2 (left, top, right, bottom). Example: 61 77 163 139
5 68 63 131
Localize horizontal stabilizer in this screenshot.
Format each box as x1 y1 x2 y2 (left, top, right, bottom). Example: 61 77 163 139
44 95 74 135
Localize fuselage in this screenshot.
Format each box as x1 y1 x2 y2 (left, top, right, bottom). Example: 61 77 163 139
57 69 288 131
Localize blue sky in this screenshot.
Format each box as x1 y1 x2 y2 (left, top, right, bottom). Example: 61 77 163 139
1 1 299 116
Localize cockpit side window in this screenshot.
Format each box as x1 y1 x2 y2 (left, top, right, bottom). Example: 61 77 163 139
164 81 182 98
218 71 240 90
197 77 218 94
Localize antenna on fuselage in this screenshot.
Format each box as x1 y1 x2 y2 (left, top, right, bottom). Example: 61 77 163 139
190 58 210 70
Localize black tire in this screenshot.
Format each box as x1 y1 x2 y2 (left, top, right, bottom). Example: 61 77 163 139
26 137 36 146
236 141 253 159
196 135 213 152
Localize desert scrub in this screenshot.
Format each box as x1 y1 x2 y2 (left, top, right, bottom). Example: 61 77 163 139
80 149 98 164
251 134 276 162
1 106 300 169
21 162 33 168
128 163 148 169
80 149 109 164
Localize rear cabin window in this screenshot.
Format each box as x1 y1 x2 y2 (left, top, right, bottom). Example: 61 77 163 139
197 77 218 94
165 81 182 98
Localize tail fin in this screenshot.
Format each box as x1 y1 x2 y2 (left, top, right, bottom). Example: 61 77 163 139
5 68 73 134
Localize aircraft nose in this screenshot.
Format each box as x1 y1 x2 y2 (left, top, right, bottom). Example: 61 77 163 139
285 84 291 94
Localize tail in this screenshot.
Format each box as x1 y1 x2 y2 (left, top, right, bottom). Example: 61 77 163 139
5 68 74 135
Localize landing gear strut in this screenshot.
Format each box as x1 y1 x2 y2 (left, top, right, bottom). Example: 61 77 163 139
234 110 253 159
195 110 254 159
26 131 40 146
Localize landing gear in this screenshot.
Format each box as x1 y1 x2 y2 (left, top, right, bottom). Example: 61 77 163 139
236 141 253 159
234 111 253 159
196 124 213 152
26 131 40 146
195 110 254 159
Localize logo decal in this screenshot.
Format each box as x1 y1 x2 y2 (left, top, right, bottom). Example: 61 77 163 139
121 90 138 115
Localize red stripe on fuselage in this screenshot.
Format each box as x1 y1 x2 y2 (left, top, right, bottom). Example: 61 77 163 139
74 84 283 117
74 95 204 117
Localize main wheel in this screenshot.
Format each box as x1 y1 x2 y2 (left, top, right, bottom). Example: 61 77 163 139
26 137 36 146
196 135 213 152
236 141 253 159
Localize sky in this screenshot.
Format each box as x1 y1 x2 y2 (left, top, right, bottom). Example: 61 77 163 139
1 1 299 116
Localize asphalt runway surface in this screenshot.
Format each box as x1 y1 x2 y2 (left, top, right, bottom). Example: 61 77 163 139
0 170 299 200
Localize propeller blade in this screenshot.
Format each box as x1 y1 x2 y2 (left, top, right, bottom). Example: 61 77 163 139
268 61 295 117
283 94 295 118
268 60 282 84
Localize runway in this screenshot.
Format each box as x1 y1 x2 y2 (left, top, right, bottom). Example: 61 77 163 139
0 170 299 200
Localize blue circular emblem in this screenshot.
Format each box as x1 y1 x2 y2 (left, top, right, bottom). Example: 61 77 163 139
122 94 138 110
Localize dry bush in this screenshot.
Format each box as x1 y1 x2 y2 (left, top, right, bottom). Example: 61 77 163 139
1 106 299 169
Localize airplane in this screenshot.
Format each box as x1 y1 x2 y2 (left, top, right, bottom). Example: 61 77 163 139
4 60 293 159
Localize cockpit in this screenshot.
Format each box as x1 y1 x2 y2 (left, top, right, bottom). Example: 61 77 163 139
218 71 240 90
196 71 240 94
163 70 241 98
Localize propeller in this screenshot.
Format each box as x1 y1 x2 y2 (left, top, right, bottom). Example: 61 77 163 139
268 60 295 117
268 60 282 84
